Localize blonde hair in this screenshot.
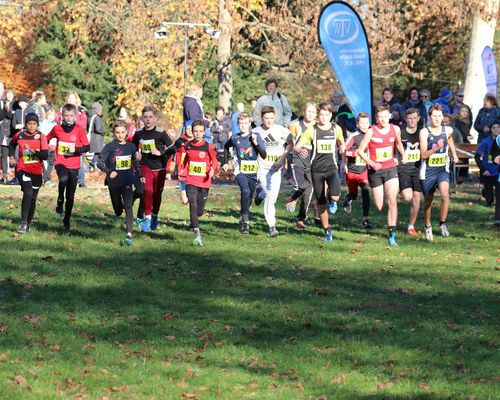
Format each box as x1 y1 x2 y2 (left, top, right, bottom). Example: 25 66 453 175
65 91 82 107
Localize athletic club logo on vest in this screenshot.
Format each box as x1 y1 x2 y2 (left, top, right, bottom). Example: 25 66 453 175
71 135 76 142
199 151 206 159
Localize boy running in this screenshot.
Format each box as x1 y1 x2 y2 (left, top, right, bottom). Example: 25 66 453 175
133 106 176 232
47 103 90 230
97 120 143 245
222 112 267 233
343 112 371 228
181 120 218 246
9 113 48 233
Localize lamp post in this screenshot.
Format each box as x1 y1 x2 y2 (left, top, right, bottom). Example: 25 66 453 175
157 22 220 97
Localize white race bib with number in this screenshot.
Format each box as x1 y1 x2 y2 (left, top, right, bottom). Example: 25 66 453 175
375 146 393 162
115 155 131 170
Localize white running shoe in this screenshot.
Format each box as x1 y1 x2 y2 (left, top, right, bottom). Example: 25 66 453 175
424 226 433 242
440 224 449 237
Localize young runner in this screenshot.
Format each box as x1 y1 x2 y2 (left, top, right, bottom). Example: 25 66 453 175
133 106 175 232
398 108 422 236
97 120 143 245
474 121 500 226
253 106 291 237
343 112 371 228
357 105 405 246
294 102 345 242
47 103 90 230
9 113 48 233
174 123 194 206
222 112 267 233
419 103 459 241
181 120 218 246
286 103 317 230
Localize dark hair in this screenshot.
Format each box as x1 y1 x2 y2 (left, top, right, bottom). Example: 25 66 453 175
407 86 419 97
405 107 419 116
261 105 275 117
112 120 128 132
356 112 370 122
382 87 393 94
485 94 498 107
318 102 333 113
237 111 251 122
215 106 225 114
62 103 77 113
141 105 156 115
192 120 205 130
428 103 444 116
265 77 279 89
375 104 390 114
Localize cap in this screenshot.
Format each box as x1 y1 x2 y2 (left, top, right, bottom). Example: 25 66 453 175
18 95 29 103
25 112 39 126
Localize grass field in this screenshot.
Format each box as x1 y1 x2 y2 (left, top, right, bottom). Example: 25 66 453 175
0 181 498 399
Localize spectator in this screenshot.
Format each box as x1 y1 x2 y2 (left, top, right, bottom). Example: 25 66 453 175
378 87 398 107
454 105 474 184
401 86 427 124
88 102 105 171
419 89 433 120
433 88 453 114
231 102 245 135
182 83 206 127
11 94 29 135
389 103 405 129
0 89 15 183
443 114 463 145
330 89 357 137
252 77 292 127
210 106 232 158
26 90 46 121
56 91 88 129
474 93 500 144
39 106 58 186
451 89 473 124
118 106 136 142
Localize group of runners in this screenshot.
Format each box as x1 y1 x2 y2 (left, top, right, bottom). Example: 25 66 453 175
8 99 500 246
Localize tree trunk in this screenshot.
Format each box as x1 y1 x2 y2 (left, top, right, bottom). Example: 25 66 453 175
217 0 233 113
463 0 499 141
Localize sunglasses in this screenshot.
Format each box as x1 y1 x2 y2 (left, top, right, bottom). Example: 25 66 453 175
420 95 428 98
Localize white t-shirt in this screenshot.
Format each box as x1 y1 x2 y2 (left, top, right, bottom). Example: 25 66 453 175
253 124 290 171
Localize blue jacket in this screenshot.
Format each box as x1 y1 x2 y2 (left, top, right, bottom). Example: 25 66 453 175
475 136 500 176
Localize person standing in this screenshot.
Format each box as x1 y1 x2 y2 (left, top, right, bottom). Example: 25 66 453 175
88 102 105 172
9 113 48 233
46 103 90 230
474 94 500 144
252 77 292 128
182 83 207 127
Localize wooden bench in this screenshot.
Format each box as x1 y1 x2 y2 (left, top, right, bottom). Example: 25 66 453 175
452 143 479 185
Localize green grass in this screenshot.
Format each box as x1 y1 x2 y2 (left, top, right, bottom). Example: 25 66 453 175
0 182 498 399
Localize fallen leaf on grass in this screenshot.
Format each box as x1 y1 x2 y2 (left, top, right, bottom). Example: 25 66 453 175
181 393 198 399
315 396 328 400
49 344 61 351
163 312 176 320
42 256 53 261
418 382 429 391
0 353 7 362
127 314 140 321
109 386 129 392
164 335 176 341
377 382 393 390
295 384 304 390
331 374 346 384
0 323 8 334
11 232 18 238
15 375 27 385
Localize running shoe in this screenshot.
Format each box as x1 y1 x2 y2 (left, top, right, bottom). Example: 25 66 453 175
424 226 433 242
388 233 399 246
240 222 250 234
407 227 418 236
343 198 352 214
63 217 70 231
55 201 64 215
296 220 306 231
286 200 297 213
151 214 158 230
362 219 372 229
123 236 133 246
142 218 151 232
254 187 265 206
328 200 338 215
17 222 28 234
193 235 204 246
324 230 333 243
268 226 279 237
440 223 449 237
136 218 144 230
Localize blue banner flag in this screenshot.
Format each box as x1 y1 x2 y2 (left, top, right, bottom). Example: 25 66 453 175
318 1 373 122
481 46 498 96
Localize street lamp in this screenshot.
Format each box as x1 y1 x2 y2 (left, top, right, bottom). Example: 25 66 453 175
156 22 220 96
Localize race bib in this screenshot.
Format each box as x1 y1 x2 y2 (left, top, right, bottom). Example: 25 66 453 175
140 139 156 154
115 155 131 170
428 153 446 167
189 161 207 176
355 154 366 166
317 139 335 154
240 160 258 174
375 146 393 162
405 149 421 162
58 141 75 155
265 154 280 163
488 154 493 163
22 150 37 164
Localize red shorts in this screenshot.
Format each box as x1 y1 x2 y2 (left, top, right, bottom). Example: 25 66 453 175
346 170 368 193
